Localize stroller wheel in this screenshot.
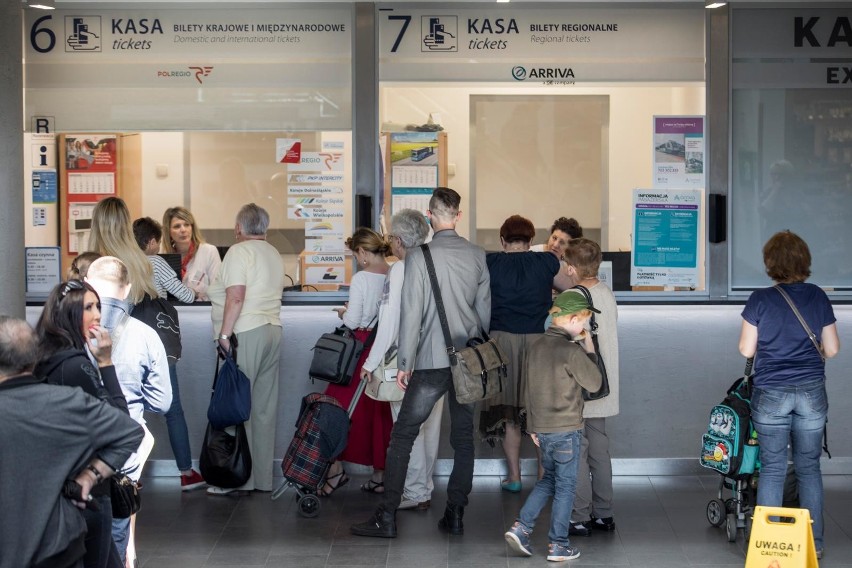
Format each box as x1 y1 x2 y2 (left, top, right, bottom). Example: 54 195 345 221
726 513 737 542
297 494 321 518
706 499 726 527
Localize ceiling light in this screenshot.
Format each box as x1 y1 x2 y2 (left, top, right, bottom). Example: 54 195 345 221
705 2 727 8
27 0 56 9
497 0 511 3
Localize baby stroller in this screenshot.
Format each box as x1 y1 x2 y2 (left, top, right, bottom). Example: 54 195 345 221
271 381 365 517
699 358 760 542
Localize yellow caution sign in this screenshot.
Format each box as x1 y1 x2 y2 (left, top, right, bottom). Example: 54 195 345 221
746 506 819 568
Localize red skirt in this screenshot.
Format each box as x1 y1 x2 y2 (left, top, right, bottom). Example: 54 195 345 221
324 328 393 469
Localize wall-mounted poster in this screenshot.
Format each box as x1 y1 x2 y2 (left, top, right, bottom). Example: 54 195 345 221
652 116 704 190
631 189 701 287
389 132 440 216
26 247 61 295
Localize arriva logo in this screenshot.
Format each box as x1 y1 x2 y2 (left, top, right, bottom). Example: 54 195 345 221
511 66 527 81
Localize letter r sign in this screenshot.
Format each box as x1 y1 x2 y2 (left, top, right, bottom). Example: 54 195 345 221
31 116 54 133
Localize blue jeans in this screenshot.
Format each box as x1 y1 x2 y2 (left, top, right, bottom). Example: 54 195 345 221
752 379 827 548
381 368 475 510
165 363 192 471
516 430 582 547
111 517 130 565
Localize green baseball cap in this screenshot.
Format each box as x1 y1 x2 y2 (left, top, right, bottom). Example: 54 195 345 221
550 291 601 318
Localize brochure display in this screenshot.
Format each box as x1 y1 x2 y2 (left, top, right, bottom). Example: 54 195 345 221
631 189 701 288
382 132 448 222
286 139 352 290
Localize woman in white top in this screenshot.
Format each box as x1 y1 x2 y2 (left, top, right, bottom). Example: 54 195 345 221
320 228 391 497
162 206 222 301
529 216 584 260
359 209 438 510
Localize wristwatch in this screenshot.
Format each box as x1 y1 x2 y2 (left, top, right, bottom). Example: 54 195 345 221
218 334 229 341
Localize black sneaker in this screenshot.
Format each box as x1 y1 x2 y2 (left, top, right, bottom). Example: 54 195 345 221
592 516 616 531
568 520 593 536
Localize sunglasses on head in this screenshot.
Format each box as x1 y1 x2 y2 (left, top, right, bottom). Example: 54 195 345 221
60 280 85 298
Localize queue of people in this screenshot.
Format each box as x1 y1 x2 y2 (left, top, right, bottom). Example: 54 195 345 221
2 187 840 566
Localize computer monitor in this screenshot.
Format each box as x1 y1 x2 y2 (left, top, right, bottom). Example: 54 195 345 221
157 253 181 278
601 252 631 291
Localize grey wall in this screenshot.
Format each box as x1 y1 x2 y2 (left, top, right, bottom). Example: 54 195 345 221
26 303 852 476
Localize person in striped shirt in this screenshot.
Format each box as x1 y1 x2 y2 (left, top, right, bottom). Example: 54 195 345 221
132 216 206 492
133 217 195 304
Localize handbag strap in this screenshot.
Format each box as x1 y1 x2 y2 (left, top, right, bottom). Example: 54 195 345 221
571 285 598 332
421 244 456 355
212 337 239 391
774 285 824 361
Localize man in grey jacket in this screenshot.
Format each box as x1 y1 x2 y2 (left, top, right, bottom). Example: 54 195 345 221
351 187 491 538
0 316 143 568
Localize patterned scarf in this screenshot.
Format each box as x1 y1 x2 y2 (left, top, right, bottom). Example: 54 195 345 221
179 241 196 279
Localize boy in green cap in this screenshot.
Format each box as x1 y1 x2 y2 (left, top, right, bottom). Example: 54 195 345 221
504 291 602 562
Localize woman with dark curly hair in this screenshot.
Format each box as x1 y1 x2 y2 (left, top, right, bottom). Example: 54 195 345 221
531 216 583 260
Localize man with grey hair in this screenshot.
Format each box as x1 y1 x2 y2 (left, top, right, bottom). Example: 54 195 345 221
352 187 491 538
207 202 285 494
0 316 143 568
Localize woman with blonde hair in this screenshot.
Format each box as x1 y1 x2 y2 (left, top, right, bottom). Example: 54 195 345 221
88 197 158 305
320 227 393 496
162 206 221 301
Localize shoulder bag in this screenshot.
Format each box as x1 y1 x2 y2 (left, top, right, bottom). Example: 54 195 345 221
309 325 365 385
421 243 507 405
365 344 404 402
207 339 252 429
572 285 610 401
110 473 141 519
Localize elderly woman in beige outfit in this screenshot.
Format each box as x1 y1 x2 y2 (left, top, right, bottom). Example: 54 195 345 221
207 203 285 495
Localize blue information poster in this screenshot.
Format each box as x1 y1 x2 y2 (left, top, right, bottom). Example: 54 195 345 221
32 170 57 204
631 189 701 287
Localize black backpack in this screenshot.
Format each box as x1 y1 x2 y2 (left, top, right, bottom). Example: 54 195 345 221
130 294 181 363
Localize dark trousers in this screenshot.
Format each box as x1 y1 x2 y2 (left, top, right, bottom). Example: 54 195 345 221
381 368 475 510
81 493 123 568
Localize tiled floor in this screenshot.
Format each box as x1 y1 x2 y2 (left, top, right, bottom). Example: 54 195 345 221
136 474 852 567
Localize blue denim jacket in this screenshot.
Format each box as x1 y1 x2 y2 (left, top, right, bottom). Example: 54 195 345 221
100 297 172 425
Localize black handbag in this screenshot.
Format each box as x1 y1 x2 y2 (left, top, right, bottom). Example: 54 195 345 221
421 244 507 405
110 473 141 519
199 422 253 488
572 285 610 401
308 326 364 385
